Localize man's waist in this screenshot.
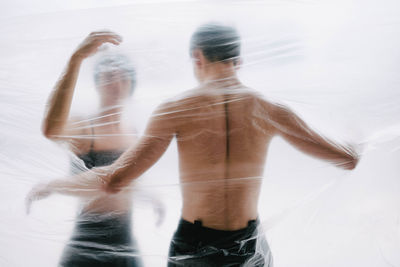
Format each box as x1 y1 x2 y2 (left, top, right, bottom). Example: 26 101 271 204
174 217 260 246
181 213 259 231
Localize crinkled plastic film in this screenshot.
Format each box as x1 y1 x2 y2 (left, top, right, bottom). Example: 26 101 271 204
1 0 400 266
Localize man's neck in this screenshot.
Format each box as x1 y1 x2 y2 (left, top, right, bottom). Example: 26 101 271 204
201 62 240 87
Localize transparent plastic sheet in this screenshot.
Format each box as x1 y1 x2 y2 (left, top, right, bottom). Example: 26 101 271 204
1 0 400 266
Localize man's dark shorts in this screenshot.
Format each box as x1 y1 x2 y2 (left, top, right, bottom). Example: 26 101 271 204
168 218 273 267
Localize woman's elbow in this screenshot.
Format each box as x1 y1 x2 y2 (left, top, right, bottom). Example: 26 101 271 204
42 128 53 139
42 123 57 140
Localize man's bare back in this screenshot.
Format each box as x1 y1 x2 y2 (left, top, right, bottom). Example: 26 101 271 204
172 80 273 230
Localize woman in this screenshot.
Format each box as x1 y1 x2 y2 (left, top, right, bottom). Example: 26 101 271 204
42 31 143 267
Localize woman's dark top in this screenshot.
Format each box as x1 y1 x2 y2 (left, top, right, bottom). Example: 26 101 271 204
60 127 142 267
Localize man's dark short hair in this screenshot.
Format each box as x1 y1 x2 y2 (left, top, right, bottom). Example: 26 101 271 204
190 23 241 64
93 53 136 94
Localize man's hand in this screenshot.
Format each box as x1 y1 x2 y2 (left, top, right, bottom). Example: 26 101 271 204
25 183 53 214
72 31 122 60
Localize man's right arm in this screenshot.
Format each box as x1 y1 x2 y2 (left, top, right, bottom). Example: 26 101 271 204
267 102 359 170
103 102 177 193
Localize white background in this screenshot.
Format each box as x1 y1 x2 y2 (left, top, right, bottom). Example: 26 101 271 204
1 0 400 266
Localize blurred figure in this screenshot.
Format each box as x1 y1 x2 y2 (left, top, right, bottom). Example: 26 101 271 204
41 31 143 267
28 24 360 266
103 23 359 266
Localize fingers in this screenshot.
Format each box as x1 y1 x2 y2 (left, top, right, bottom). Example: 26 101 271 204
156 208 165 227
25 188 39 215
153 201 166 227
103 37 121 46
89 31 123 45
25 183 52 214
25 194 32 215
74 30 123 59
90 30 121 37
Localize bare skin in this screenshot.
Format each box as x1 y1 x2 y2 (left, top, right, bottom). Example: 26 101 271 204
28 48 359 230
41 31 135 214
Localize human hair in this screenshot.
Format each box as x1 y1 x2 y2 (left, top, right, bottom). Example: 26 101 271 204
190 23 241 64
93 53 136 94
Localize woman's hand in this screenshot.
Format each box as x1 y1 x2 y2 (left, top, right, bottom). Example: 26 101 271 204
72 31 122 61
25 182 53 214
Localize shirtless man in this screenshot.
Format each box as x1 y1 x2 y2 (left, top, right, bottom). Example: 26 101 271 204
27 23 359 266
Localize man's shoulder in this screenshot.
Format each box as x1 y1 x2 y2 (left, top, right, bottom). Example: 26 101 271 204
236 87 262 99
160 86 280 112
235 89 288 116
162 87 212 109
229 87 275 106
